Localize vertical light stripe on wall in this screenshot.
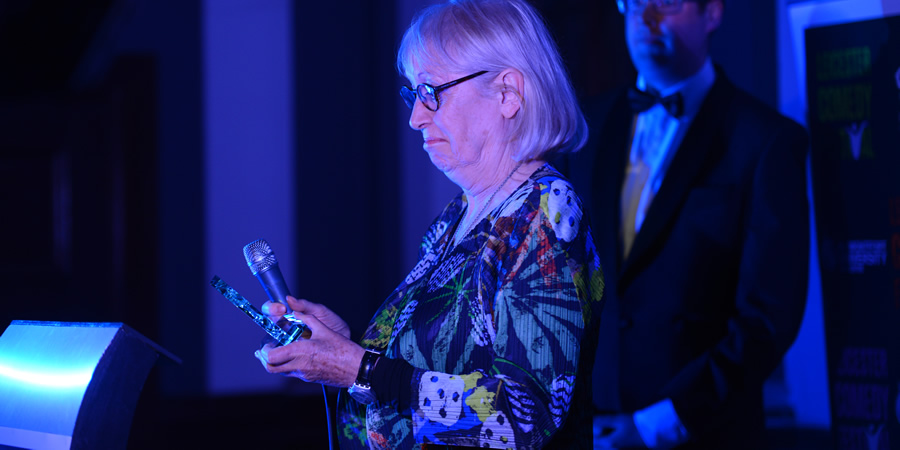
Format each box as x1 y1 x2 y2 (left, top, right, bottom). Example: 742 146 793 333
204 0 298 394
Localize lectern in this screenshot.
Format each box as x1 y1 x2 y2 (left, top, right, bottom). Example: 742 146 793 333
0 321 179 449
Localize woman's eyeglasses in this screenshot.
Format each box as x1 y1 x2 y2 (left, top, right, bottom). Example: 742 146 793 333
400 71 488 112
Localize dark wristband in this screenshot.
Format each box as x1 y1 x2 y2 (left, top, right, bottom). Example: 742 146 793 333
355 349 380 386
348 349 381 404
369 356 416 414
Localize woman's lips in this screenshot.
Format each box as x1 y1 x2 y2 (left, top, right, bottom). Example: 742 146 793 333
423 137 445 148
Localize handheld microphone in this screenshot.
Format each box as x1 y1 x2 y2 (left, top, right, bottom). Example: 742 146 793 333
243 239 293 310
243 239 310 339
241 239 328 450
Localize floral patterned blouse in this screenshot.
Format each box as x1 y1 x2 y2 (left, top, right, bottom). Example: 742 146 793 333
337 164 604 449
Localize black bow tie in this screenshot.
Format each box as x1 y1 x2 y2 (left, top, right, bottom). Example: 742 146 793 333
627 86 684 117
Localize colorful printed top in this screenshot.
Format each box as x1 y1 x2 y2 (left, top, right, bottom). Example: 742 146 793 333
337 164 604 449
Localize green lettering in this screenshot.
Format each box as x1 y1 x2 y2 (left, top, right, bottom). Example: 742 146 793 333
816 47 872 81
817 84 871 122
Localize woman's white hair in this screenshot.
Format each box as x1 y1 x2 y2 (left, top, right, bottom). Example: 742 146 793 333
397 0 588 161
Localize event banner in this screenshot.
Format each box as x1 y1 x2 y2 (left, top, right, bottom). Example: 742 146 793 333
807 14 900 450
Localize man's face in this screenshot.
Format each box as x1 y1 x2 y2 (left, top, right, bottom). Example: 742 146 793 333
624 0 721 85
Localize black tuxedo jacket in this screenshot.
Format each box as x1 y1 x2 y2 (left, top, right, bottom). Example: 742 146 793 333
566 72 809 448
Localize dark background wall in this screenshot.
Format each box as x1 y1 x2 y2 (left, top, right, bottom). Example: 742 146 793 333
0 0 830 448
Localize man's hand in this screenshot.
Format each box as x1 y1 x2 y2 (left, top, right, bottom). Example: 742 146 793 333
593 413 646 449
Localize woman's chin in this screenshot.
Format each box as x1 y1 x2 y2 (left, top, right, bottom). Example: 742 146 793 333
427 154 455 173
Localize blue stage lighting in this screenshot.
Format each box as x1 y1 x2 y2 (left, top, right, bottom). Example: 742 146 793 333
0 321 178 449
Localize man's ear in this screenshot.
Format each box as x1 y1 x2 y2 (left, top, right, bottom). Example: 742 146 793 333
499 69 525 119
704 0 723 34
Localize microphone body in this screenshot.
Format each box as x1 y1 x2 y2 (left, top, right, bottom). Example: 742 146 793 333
254 259 293 312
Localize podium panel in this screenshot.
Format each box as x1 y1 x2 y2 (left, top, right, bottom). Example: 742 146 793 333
0 321 178 449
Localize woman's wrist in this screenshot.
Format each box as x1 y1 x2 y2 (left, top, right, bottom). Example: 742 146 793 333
345 345 368 387
369 356 416 414
347 348 381 404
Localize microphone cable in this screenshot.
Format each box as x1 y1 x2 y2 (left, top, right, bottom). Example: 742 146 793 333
322 384 334 450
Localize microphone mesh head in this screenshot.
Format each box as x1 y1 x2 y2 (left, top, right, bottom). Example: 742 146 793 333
243 239 277 275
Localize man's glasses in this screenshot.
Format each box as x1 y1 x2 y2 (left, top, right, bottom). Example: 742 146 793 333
617 0 696 15
400 71 488 112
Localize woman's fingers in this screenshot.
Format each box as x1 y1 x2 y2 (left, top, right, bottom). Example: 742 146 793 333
289 312 327 337
286 297 352 339
285 296 316 313
251 314 361 386
260 300 287 318
259 315 327 367
260 345 291 368
254 343 278 372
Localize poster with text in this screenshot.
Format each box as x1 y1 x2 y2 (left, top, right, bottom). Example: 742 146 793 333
807 13 900 450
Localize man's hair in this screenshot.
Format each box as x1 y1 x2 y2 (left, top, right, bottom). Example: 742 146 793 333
397 0 588 160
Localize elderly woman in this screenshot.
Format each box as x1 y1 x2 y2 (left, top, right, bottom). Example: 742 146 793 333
256 0 603 447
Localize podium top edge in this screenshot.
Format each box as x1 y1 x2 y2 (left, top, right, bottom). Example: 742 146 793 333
10 320 125 328
8 320 183 364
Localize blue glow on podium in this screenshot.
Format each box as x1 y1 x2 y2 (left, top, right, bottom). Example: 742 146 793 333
0 321 119 444
0 320 178 449
0 361 94 389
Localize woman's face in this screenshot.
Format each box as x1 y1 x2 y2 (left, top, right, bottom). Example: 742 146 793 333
406 65 507 186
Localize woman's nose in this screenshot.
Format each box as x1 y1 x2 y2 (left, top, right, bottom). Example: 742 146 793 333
408 99 432 130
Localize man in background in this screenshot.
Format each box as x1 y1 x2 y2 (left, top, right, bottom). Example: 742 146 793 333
566 0 810 447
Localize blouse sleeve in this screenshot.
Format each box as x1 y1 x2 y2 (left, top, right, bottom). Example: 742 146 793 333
409 177 601 448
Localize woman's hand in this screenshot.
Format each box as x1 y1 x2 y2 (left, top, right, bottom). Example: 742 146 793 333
254 312 364 387
261 296 351 339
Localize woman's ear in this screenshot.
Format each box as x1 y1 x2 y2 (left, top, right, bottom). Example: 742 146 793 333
498 69 525 119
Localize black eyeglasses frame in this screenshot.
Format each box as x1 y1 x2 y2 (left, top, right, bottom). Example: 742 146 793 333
400 70 489 112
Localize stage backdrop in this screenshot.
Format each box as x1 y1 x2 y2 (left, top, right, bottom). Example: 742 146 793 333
806 13 900 450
